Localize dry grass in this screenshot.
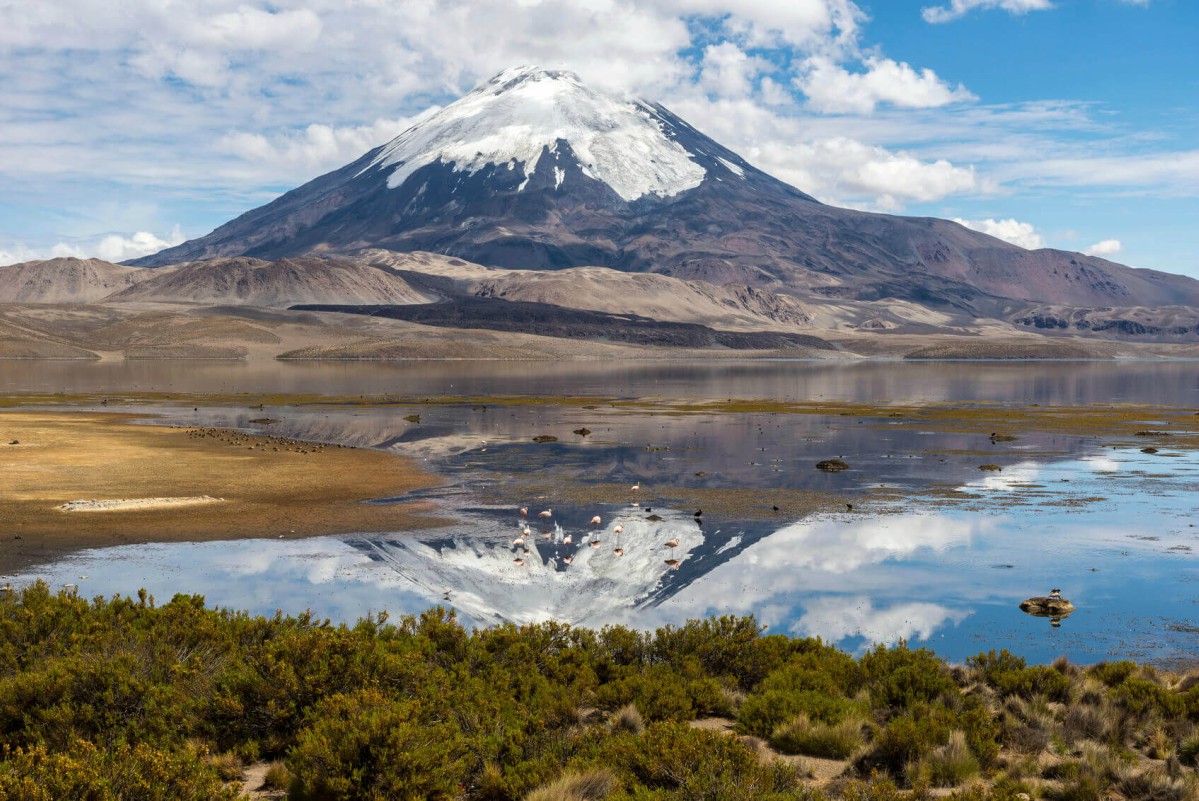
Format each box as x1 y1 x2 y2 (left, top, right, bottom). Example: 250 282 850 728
770 714 866 760
206 751 243 782
526 768 617 801
261 760 291 791
919 730 980 788
610 704 645 735
1110 764 1199 801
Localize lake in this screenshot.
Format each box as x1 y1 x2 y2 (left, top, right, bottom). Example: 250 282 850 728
6 359 1199 666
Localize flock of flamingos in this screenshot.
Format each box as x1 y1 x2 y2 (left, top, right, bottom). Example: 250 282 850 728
510 483 683 570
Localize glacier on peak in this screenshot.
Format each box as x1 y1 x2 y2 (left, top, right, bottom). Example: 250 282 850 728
367 66 707 202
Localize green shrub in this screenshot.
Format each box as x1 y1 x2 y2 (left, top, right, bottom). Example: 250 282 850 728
0 740 238 801
865 703 953 778
738 688 860 739
861 643 957 710
968 649 1071 701
286 689 468 800
1089 661 1139 688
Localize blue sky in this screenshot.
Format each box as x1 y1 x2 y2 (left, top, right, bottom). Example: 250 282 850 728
1 0 1196 277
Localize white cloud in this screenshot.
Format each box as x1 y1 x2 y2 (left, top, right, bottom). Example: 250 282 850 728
216 117 427 174
0 244 42 267
922 0 1055 24
773 138 980 209
698 43 769 99
794 596 969 646
1083 238 1122 257
952 217 1044 249
49 227 185 263
797 56 975 114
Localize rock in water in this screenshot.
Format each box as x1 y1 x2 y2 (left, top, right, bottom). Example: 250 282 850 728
1020 596 1076 617
816 459 849 472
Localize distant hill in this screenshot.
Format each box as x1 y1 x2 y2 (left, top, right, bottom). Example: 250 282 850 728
105 256 433 308
0 258 149 303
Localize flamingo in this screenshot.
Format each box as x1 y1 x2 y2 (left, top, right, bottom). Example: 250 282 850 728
613 523 624 534
664 538 680 548
519 507 528 517
590 540 601 548
523 547 531 555
630 482 640 492
513 536 525 547
522 525 532 537
563 556 573 564
590 515 602 526
664 559 680 569
613 548 625 557
514 557 525 565
538 508 553 518
563 534 573 545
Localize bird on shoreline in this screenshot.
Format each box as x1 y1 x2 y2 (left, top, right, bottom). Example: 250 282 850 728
590 515 602 526
538 508 553 518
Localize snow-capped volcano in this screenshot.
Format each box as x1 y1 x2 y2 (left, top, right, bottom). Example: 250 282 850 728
369 66 706 202
131 67 1199 314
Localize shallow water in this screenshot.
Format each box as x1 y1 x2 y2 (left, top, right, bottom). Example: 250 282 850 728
7 360 1199 665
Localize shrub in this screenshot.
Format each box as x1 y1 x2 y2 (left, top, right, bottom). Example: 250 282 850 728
770 713 865 760
864 703 953 779
738 688 860 739
0 740 238 801
1089 661 1139 688
968 649 1071 702
286 689 468 801
607 721 799 798
861 643 957 710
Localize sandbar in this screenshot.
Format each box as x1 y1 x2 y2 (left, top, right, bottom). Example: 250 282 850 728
0 411 444 573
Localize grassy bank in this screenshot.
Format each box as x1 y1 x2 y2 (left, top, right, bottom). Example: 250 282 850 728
1 583 1197 800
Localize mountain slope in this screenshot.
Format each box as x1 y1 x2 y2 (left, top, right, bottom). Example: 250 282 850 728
0 258 150 303
130 66 1199 313
106 256 432 307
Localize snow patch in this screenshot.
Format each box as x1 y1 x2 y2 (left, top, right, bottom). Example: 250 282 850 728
718 157 745 177
368 66 706 202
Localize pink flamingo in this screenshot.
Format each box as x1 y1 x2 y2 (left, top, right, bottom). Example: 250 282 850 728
590 515 602 526
563 534 573 545
664 538 680 548
519 507 528 517
538 508 553 518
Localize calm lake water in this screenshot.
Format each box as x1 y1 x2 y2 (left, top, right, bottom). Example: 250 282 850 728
6 360 1199 666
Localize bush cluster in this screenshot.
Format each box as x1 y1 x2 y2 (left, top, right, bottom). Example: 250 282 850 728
0 583 1196 800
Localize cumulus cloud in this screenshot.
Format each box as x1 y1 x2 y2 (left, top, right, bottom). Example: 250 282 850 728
49 227 185 263
794 596 969 646
774 138 979 209
797 56 975 114
216 117 427 173
922 0 1054 24
1083 239 1122 257
952 217 1044 249
0 244 42 267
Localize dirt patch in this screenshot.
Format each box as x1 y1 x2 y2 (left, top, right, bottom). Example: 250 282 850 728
0 411 445 574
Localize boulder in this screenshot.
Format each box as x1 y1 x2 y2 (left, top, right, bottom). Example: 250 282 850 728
1020 596 1076 617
